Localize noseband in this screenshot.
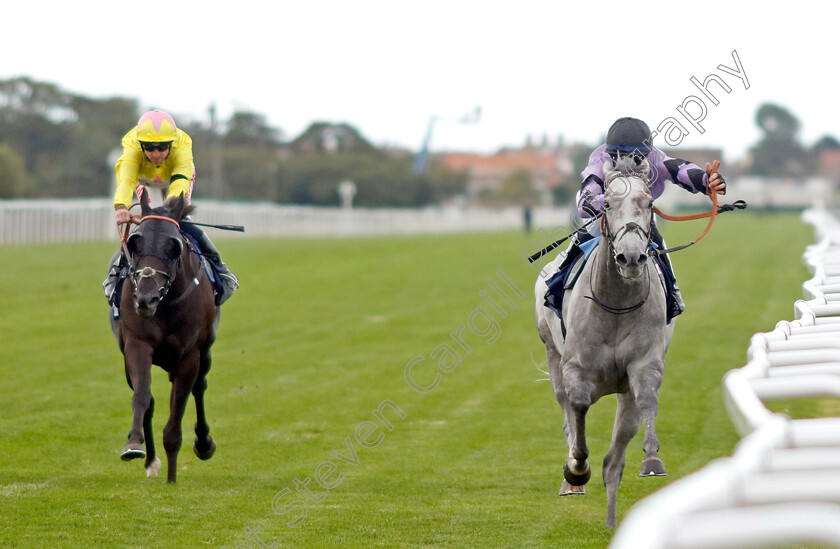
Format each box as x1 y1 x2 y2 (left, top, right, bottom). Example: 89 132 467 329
130 264 175 299
604 219 651 251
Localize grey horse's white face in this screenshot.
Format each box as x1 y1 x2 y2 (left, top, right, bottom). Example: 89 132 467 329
603 160 654 280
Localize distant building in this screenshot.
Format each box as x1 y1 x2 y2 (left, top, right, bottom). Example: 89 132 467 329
819 149 840 181
440 138 567 205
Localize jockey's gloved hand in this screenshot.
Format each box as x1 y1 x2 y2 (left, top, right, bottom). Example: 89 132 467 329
579 177 607 216
706 164 726 195
591 194 606 213
115 206 132 225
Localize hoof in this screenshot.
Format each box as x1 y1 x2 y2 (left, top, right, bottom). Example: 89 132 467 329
194 436 216 461
564 461 591 486
559 480 586 496
145 456 162 477
121 443 146 461
639 457 667 477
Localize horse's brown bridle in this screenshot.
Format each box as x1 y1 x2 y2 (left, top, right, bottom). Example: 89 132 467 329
120 214 182 300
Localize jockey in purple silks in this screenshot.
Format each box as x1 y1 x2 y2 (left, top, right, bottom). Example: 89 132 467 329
558 117 726 319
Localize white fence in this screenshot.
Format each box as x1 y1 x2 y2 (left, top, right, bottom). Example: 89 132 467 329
0 199 572 245
611 207 840 548
655 176 835 212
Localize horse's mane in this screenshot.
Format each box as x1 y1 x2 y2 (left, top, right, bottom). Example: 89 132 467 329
603 156 651 188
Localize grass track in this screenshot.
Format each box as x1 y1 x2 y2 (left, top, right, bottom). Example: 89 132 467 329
0 212 820 548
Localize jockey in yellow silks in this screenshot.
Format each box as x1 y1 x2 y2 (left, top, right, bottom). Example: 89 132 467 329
104 110 238 310
114 109 195 212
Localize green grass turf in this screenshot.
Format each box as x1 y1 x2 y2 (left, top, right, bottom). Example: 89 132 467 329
0 212 821 548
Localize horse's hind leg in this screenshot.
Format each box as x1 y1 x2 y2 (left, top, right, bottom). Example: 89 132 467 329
603 392 642 529
192 352 216 461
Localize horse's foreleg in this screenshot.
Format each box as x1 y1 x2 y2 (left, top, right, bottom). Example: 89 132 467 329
632 363 666 477
142 395 161 477
192 354 216 461
547 344 586 495
546 343 574 450
163 358 200 483
562 363 593 487
603 392 642 529
121 344 153 461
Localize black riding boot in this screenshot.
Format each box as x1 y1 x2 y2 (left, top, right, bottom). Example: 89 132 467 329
651 226 685 319
181 222 239 306
103 249 127 318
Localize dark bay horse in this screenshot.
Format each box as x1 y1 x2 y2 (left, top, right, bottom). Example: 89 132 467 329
535 157 674 528
110 189 219 483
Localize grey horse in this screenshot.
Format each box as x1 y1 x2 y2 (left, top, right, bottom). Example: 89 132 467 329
534 157 674 528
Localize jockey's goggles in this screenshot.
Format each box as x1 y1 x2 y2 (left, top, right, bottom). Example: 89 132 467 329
141 141 172 152
607 148 650 164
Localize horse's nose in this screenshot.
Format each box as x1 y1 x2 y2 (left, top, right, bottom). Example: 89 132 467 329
135 295 160 317
615 251 648 267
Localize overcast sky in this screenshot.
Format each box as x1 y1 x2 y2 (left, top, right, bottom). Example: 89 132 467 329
3 1 835 164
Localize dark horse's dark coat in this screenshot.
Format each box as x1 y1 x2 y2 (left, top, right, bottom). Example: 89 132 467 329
109 189 219 482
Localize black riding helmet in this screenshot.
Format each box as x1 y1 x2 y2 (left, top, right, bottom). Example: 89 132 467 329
606 117 653 162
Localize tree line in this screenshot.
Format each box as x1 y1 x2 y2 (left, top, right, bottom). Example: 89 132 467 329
1 77 835 203
0 77 466 205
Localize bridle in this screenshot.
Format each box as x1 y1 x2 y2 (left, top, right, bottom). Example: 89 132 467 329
600 172 654 266
586 171 654 315
120 214 183 302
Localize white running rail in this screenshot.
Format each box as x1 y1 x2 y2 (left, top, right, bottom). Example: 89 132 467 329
0 199 571 245
611 207 840 548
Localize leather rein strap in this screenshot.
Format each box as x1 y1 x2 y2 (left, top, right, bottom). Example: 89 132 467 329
650 159 731 257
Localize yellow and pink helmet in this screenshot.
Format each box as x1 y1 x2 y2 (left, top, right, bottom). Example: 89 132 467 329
136 109 177 143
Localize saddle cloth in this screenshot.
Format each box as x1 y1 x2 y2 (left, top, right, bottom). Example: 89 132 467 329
543 236 600 321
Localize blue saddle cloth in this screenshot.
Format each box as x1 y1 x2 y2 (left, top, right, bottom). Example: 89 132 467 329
543 236 600 322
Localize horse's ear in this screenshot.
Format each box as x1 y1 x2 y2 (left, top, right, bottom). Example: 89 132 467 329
127 232 143 255
174 192 196 221
603 158 615 182
166 193 187 221
139 188 151 217
638 158 651 181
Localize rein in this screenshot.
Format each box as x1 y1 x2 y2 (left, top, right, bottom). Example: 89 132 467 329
649 160 746 257
650 183 719 257
159 242 204 306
